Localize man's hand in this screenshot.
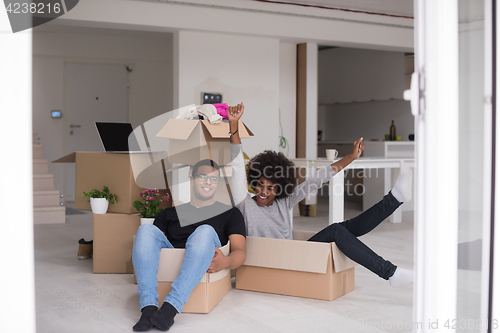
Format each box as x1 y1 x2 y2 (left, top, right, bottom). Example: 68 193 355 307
227 102 244 124
349 137 365 160
207 247 229 273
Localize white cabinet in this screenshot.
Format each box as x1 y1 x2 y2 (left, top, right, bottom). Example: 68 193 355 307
363 141 415 158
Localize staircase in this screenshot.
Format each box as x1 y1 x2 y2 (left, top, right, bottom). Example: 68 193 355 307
33 133 65 224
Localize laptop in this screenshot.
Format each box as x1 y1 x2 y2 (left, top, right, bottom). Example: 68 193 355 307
94 122 145 153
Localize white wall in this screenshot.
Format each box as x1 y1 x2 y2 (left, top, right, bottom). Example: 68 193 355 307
1 10 36 332
318 47 413 142
279 42 297 159
32 27 173 196
322 100 413 142
319 47 406 104
174 30 280 158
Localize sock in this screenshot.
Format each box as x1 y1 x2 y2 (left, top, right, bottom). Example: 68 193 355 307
389 267 414 288
391 160 413 203
150 302 177 331
133 305 157 332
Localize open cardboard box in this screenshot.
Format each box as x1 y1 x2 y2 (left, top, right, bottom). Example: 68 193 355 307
53 152 170 214
155 242 231 313
93 212 141 273
156 118 252 207
235 230 357 301
156 119 253 166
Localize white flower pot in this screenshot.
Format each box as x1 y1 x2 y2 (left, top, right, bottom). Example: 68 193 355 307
90 198 109 214
141 218 155 225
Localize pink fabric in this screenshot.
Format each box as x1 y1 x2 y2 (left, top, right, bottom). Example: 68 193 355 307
213 103 229 119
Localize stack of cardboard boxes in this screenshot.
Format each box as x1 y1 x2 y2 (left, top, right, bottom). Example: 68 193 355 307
53 151 170 273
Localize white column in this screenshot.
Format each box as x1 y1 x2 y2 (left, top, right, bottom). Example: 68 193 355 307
305 43 318 160
170 33 189 203
0 11 36 333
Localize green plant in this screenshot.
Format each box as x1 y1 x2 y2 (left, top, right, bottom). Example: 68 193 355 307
83 186 119 205
133 188 170 218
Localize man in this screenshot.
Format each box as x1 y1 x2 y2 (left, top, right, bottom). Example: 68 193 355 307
132 159 246 332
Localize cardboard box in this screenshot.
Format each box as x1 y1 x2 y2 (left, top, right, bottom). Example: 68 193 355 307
53 152 171 214
235 230 357 301
156 243 231 313
156 119 253 166
93 213 141 273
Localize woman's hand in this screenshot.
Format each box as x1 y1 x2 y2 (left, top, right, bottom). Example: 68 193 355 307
227 102 244 124
331 137 365 173
349 137 365 160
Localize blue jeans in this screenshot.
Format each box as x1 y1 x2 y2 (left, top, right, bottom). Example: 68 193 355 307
308 192 401 280
132 223 221 313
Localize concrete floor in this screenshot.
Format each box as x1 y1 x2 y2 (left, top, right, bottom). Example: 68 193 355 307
34 198 415 333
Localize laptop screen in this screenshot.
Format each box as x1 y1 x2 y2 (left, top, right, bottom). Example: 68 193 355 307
95 122 141 152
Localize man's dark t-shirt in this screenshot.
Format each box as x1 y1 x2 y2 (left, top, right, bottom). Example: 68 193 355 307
153 202 246 248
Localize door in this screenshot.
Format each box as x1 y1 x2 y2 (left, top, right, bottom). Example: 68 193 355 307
410 0 496 332
64 63 128 201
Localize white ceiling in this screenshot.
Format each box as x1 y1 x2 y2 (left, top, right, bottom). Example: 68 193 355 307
252 0 414 17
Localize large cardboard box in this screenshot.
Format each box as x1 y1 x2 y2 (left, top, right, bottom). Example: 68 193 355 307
156 119 253 166
93 213 141 273
53 152 170 214
155 243 231 313
235 230 357 301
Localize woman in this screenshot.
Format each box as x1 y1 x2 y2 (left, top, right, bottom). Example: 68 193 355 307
228 102 413 287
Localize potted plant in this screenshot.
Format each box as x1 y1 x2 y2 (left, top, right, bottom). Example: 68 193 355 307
133 188 170 224
83 186 119 214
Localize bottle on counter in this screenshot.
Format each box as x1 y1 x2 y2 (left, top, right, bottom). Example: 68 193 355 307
390 120 396 141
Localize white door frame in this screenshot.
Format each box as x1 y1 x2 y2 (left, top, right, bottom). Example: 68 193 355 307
413 1 499 332
413 0 460 331
0 9 36 333
490 0 500 329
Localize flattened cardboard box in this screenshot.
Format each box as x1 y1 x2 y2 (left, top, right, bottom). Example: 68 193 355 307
93 213 140 273
53 152 170 214
157 119 253 166
235 230 357 301
155 242 231 313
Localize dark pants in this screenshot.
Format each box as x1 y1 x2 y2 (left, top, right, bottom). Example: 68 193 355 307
307 192 401 280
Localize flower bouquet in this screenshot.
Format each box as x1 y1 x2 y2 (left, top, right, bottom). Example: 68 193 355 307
133 188 170 218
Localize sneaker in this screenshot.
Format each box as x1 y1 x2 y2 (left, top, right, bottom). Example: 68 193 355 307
77 238 93 260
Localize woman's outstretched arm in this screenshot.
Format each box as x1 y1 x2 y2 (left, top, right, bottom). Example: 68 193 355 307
228 103 248 206
286 138 365 209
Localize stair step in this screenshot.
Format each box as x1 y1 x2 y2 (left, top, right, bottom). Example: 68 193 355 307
34 206 66 224
33 144 43 159
33 159 48 174
33 190 61 207
33 174 54 191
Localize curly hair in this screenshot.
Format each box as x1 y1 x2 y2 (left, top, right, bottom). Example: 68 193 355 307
247 150 297 200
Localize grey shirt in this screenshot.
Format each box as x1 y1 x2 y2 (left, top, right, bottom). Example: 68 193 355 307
230 143 337 239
